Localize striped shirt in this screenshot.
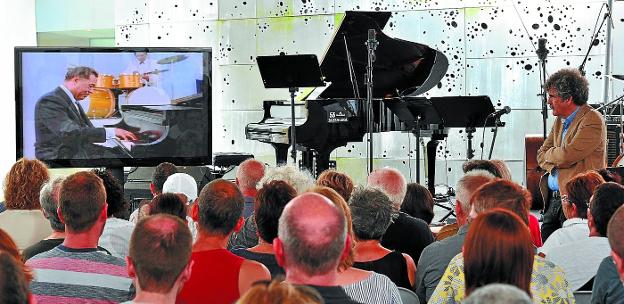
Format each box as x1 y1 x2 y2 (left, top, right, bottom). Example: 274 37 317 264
26 245 134 303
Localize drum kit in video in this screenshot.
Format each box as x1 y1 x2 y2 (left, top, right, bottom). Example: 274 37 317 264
86 54 187 119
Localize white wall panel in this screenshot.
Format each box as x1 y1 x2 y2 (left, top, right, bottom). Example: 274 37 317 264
219 0 256 20
216 19 257 65
256 15 336 57
115 24 150 46
148 21 217 47
148 0 218 23
115 0 149 25
465 3 608 58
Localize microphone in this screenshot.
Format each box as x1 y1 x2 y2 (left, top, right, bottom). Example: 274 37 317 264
366 29 378 62
488 106 511 119
536 38 548 61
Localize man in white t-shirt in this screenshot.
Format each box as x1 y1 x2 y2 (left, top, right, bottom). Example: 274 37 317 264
124 52 162 87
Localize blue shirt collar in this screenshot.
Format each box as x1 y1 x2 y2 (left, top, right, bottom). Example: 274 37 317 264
563 106 580 129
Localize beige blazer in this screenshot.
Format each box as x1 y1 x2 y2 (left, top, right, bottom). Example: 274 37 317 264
537 104 607 207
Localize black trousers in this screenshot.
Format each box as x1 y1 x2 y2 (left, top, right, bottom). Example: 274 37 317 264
541 190 566 241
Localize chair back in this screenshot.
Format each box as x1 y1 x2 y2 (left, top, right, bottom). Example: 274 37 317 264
397 287 419 304
573 291 592 304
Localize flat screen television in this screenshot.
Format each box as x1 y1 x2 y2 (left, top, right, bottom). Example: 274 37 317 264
15 47 212 168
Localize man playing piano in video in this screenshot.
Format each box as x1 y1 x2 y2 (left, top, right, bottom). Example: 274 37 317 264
34 66 138 160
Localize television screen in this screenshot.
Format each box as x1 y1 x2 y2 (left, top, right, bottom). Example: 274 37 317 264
15 47 212 168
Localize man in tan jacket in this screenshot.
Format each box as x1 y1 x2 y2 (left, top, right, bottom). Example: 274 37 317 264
537 68 607 241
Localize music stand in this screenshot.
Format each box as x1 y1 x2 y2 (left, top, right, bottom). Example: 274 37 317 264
384 97 442 183
430 96 501 159
256 54 325 164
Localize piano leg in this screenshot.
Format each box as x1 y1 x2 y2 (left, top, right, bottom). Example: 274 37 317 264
426 139 441 195
271 143 290 166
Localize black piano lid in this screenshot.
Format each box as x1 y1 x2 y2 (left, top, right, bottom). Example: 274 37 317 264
318 11 449 99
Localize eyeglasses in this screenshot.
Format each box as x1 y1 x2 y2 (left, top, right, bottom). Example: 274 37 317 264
561 194 590 208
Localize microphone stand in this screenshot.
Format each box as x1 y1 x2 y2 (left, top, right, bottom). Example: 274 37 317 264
488 117 501 160
579 5 611 76
365 29 378 174
536 38 549 140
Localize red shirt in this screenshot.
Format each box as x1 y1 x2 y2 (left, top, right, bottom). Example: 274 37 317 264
177 249 244 304
529 213 543 247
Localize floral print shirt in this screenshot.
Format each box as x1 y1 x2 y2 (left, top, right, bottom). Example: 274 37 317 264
428 253 575 304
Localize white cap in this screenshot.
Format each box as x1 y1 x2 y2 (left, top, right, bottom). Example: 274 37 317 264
162 173 198 202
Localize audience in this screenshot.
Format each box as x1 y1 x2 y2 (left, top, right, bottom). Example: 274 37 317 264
349 187 415 289
274 192 359 303
546 181 624 291
0 158 51 251
177 179 270 304
130 162 178 223
367 167 434 262
317 169 355 202
231 180 295 278
429 179 574 303
539 171 604 256
400 182 435 224
149 193 188 221
23 177 65 260
94 169 135 259
237 280 323 304
415 170 495 302
228 164 315 249
125 214 193 304
27 171 133 302
0 251 31 304
309 186 402 304
235 158 266 218
463 283 532 304
593 203 624 303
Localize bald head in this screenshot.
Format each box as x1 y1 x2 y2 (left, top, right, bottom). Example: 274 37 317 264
236 159 265 192
367 167 407 208
278 193 347 276
196 179 244 235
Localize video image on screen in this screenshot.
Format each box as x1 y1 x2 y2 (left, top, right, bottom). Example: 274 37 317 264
15 47 212 167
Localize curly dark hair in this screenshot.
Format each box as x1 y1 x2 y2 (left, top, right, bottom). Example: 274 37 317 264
92 169 130 219
3 158 49 210
545 68 589 105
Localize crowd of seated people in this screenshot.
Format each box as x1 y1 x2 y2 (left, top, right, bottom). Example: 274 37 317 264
3 157 624 303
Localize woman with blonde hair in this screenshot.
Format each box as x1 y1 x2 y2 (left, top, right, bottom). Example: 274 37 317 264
307 186 402 304
0 158 52 250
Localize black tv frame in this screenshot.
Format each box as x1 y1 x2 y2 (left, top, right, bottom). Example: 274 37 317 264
14 46 212 168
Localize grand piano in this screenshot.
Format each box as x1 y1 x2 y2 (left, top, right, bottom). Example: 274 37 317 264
246 11 498 192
